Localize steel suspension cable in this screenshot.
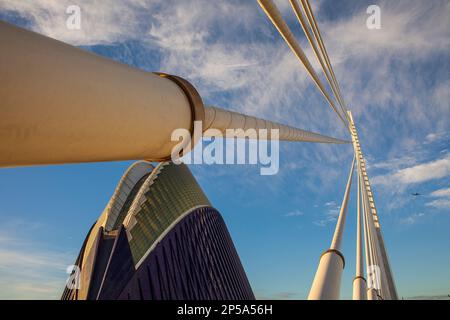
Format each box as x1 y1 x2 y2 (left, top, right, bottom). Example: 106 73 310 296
330 155 356 250
289 0 346 119
355 169 364 279
361 171 377 299
257 0 348 129
299 0 348 119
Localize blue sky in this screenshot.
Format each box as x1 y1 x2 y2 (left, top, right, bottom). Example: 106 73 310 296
0 0 449 299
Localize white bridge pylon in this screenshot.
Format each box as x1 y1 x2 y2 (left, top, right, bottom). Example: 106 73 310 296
308 111 398 300
257 0 398 300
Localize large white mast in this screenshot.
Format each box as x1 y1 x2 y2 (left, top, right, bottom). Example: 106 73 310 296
349 111 398 300
308 156 355 300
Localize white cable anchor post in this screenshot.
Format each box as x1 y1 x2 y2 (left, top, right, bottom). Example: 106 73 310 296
353 170 367 299
308 155 355 300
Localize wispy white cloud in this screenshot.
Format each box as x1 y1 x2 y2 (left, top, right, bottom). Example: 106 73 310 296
430 187 450 198
0 221 74 299
399 212 425 225
325 1 450 58
314 201 340 227
0 0 153 45
284 210 304 217
425 199 450 210
368 155 419 172
426 187 450 209
325 201 336 207
372 154 450 186
426 133 440 144
321 0 450 154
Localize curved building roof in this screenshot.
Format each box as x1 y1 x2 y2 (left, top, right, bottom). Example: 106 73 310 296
80 161 153 270
81 161 211 270
122 162 211 265
63 161 252 300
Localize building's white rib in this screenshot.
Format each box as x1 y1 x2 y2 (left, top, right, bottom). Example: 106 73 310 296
103 161 154 232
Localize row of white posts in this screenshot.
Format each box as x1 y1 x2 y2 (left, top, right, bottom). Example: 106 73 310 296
308 111 398 300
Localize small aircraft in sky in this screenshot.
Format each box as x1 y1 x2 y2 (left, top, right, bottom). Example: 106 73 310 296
411 192 421 196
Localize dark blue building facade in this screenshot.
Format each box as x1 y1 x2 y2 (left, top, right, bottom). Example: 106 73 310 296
61 162 254 300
